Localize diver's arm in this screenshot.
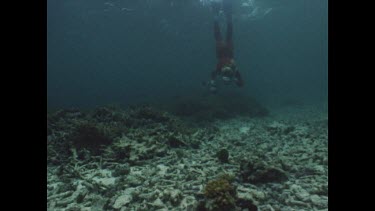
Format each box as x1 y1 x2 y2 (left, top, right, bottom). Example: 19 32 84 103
225 11 233 45
208 70 220 93
212 0 222 43
234 71 244 87
223 0 233 41
223 0 234 57
211 69 219 81
212 62 222 80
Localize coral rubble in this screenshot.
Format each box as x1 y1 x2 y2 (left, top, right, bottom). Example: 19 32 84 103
47 103 328 211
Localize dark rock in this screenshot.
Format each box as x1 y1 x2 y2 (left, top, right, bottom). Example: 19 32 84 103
53 108 83 120
283 126 295 135
216 149 229 163
240 160 288 184
196 201 207 211
190 140 201 149
167 136 187 148
69 123 113 155
76 189 88 203
236 198 258 211
91 107 121 122
57 182 76 193
112 165 130 177
174 149 185 159
132 106 170 122
66 207 81 211
251 167 288 183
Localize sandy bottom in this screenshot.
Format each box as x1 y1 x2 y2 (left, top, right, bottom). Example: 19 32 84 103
47 103 328 211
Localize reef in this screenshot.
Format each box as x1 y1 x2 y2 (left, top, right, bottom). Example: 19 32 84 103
240 157 288 184
202 174 237 211
167 93 269 122
47 103 328 211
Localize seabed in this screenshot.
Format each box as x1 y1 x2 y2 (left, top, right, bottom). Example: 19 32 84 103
47 102 328 211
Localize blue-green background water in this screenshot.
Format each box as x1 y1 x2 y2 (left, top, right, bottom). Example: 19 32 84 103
47 0 327 110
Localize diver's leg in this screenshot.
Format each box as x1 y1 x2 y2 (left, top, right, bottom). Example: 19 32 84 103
214 20 222 42
213 2 223 59
225 16 233 45
223 0 232 16
212 1 222 42
224 0 233 45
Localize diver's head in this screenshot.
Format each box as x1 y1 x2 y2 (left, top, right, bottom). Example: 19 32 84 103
221 65 232 72
222 67 234 84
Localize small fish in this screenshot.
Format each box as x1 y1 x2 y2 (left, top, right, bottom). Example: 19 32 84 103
104 2 114 7
121 7 134 12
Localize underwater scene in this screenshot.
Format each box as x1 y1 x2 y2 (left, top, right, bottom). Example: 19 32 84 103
47 0 328 210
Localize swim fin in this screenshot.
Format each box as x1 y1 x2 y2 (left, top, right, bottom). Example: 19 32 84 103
222 0 232 15
211 0 222 17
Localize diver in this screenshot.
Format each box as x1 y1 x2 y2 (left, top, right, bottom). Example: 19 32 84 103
205 0 244 93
